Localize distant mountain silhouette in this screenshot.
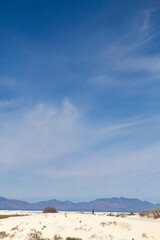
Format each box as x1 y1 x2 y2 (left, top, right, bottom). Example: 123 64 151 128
0 196 159 212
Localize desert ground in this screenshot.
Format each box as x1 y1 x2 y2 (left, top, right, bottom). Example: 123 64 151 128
0 210 160 240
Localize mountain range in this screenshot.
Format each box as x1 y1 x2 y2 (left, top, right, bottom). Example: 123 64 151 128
0 196 159 212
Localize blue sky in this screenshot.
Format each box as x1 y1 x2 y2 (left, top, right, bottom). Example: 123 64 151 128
0 0 160 203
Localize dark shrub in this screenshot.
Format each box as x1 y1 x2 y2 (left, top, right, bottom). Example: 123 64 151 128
43 206 57 213
129 212 134 215
54 235 62 240
140 207 160 219
0 231 8 238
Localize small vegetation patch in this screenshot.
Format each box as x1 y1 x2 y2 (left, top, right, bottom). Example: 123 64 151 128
142 233 148 238
100 221 130 230
101 222 106 227
90 234 97 239
54 235 63 240
0 231 8 239
140 207 160 219
115 213 126 218
0 214 28 219
78 211 85 214
27 229 49 240
107 212 135 218
107 213 114 216
42 225 46 230
11 225 19 231
101 221 117 227
43 206 57 213
129 212 135 215
66 238 82 240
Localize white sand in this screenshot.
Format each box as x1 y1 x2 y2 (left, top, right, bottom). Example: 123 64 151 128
0 210 160 239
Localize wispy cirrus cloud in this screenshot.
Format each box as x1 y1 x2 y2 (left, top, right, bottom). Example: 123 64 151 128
0 99 85 170
0 99 22 108
0 99 160 171
0 77 16 87
89 8 160 91
36 140 160 179
113 56 160 77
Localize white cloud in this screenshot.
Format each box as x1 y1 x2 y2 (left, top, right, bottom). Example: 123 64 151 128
0 77 16 87
0 100 13 108
114 56 160 75
35 129 160 177
0 100 85 170
88 9 160 91
91 121 138 143
0 99 160 181
0 100 21 108
90 75 115 86
35 140 160 181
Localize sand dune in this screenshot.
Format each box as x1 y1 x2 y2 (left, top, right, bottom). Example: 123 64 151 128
0 210 160 240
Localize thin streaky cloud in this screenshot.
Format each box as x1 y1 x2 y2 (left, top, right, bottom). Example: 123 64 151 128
0 100 159 171
89 9 160 93
35 141 160 179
